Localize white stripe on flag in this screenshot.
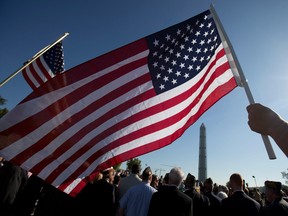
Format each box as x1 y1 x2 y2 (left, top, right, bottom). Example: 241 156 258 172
39 56 54 78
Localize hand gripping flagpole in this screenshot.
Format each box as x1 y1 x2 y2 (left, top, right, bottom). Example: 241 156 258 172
0 32 70 88
210 5 276 159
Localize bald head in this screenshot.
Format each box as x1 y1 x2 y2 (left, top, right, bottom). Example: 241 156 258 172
169 167 185 187
229 173 243 191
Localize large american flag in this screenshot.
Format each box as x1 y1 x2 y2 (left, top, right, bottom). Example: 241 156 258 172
22 42 64 89
0 10 240 195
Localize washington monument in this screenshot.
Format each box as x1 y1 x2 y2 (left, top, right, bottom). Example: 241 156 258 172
198 123 207 182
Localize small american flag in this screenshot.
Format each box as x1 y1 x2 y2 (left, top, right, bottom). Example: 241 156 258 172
0 10 239 195
22 42 64 90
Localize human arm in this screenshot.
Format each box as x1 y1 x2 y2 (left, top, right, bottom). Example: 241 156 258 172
246 103 288 157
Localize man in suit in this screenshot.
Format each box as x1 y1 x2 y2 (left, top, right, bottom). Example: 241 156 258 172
221 173 261 216
184 173 210 216
76 167 116 216
260 180 288 216
203 177 222 214
148 167 193 216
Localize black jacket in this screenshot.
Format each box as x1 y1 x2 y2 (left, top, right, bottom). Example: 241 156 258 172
148 185 193 216
221 191 261 216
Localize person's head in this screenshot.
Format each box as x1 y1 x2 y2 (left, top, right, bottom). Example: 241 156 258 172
213 183 219 194
113 174 121 186
92 172 103 183
217 191 228 199
151 174 159 188
163 173 169 184
184 173 196 189
229 173 243 191
264 180 283 203
168 167 185 187
219 185 229 194
142 166 153 181
203 177 214 192
131 164 141 175
101 167 115 183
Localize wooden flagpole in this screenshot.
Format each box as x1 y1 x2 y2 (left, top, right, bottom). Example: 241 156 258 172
210 5 276 159
0 32 69 88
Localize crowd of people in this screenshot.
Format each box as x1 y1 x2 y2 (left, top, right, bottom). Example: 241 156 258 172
0 104 288 216
0 161 287 216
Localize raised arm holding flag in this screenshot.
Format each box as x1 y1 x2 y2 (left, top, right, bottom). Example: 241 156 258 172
247 103 288 157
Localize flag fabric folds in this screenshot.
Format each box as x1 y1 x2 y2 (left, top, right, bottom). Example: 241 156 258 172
22 42 64 90
0 10 240 195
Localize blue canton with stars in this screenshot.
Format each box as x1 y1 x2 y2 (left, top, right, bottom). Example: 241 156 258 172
44 42 65 74
147 10 221 94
